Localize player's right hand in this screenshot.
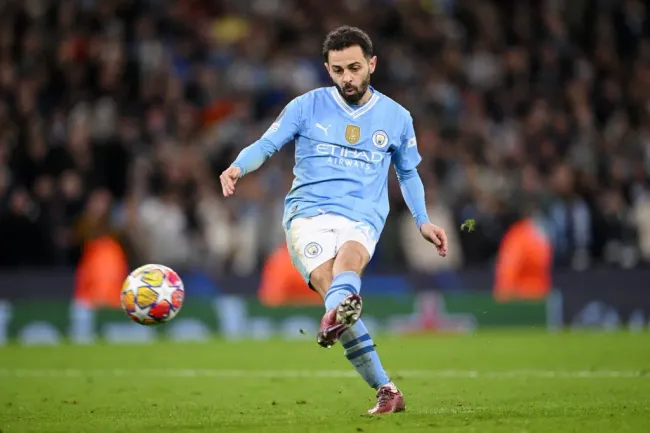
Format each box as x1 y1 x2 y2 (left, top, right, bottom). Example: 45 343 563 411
220 166 242 197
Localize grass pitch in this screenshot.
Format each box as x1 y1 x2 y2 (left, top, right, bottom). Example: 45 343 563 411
0 331 649 433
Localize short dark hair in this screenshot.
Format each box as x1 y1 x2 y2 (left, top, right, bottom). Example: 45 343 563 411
322 26 373 62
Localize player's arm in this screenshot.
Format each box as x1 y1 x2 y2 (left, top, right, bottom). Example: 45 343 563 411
392 114 447 257
220 98 302 196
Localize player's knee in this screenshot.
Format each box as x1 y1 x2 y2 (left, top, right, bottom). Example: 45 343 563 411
334 241 370 275
309 259 334 298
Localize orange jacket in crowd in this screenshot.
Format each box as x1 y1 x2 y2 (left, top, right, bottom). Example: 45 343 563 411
259 244 322 306
74 235 129 309
494 218 552 302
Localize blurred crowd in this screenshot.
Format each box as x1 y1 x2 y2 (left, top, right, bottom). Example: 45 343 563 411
0 0 649 276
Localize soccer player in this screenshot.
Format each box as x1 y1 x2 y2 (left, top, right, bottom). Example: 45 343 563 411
220 26 448 414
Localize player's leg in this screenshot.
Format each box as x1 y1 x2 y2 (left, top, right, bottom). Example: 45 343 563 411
284 216 364 346
286 215 403 413
317 216 374 348
325 218 405 414
306 259 333 299
335 241 405 414
316 240 368 348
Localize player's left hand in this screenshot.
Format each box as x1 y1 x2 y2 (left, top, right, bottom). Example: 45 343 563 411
420 222 448 257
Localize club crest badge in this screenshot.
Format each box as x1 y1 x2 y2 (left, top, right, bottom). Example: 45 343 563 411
372 130 389 149
304 242 323 258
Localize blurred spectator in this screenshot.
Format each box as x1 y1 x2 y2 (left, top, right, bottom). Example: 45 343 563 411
548 163 592 269
0 0 647 276
633 188 650 262
400 181 463 275
0 186 54 267
494 200 553 302
74 188 129 310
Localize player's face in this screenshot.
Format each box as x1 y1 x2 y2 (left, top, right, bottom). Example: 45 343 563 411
326 45 376 104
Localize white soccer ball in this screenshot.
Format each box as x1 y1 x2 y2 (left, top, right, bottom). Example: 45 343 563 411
120 264 185 326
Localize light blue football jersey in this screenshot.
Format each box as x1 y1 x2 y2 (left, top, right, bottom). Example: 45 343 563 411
233 86 425 240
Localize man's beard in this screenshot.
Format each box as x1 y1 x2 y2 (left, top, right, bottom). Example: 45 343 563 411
337 73 371 104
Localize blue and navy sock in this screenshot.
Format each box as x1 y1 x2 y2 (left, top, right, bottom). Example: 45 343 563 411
324 271 361 310
324 271 391 389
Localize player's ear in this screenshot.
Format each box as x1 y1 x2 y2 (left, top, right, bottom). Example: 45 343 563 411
368 56 377 74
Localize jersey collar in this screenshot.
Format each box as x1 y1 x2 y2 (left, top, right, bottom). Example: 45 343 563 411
330 86 380 119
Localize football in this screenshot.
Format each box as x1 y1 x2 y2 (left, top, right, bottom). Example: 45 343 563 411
120 264 185 326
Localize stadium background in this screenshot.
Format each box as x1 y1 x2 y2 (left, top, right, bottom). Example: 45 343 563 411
0 0 649 344
1 1 649 432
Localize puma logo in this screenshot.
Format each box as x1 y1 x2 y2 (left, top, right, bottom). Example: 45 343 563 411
315 123 331 136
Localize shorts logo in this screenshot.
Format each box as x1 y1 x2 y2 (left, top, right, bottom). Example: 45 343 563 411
372 130 389 149
345 124 361 145
304 242 323 258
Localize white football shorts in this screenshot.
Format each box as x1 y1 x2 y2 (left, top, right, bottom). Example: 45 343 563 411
285 213 378 284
